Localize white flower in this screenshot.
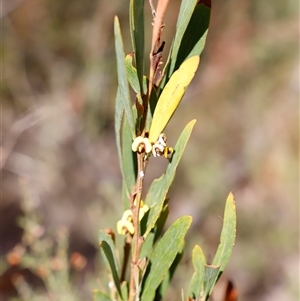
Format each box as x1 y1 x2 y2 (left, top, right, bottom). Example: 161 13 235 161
132 136 152 153
152 143 164 157
158 133 167 147
116 219 135 235
116 202 149 235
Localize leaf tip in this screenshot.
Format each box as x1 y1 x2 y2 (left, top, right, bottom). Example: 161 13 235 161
186 55 200 73
227 192 235 205
187 215 193 225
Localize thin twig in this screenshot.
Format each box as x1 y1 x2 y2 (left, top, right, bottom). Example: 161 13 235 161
129 1 169 299
1 108 46 170
148 0 156 18
144 0 168 134
150 0 169 56
129 153 145 301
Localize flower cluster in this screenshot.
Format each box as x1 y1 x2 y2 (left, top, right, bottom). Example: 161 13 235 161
132 133 173 159
116 201 149 235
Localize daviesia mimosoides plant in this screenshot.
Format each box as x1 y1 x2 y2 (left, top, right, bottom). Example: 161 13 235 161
94 1 237 301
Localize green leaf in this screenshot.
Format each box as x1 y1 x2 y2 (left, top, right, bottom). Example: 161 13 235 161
140 203 169 259
158 240 185 298
173 4 210 71
93 290 112 301
203 193 236 299
188 245 206 300
203 265 221 299
100 241 123 299
114 16 135 137
122 114 137 206
165 0 198 78
210 193 236 283
144 120 196 237
125 54 148 95
115 88 124 187
149 56 199 143
99 231 123 299
129 0 145 94
120 282 128 301
99 230 120 274
141 216 192 301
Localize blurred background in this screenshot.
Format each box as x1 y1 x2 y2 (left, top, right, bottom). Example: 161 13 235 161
1 0 299 300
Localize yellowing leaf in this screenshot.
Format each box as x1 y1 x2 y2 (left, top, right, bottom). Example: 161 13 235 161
149 55 200 143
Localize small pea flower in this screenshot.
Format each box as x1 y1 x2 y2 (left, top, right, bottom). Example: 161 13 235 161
152 142 165 157
117 202 150 236
117 210 134 235
158 133 167 147
117 219 135 235
139 202 149 220
152 133 173 158
132 200 150 220
132 136 152 154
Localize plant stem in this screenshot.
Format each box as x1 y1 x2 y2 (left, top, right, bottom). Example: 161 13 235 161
129 153 146 301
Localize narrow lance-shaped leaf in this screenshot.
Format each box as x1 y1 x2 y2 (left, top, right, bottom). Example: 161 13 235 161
208 193 237 297
212 193 236 267
188 245 206 300
140 203 169 259
173 4 210 71
144 119 196 237
99 230 120 274
141 216 192 301
122 114 137 206
158 239 185 297
100 241 123 300
129 0 145 94
114 16 135 137
120 282 128 301
99 231 122 299
164 0 197 78
212 193 237 266
125 54 148 95
115 88 124 185
149 56 199 143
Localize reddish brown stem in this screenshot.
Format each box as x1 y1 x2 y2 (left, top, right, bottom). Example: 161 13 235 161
129 153 145 301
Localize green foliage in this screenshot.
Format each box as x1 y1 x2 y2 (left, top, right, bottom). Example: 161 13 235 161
99 231 122 299
122 114 138 205
210 193 237 292
144 120 196 238
129 0 145 94
114 16 135 138
172 4 210 72
188 245 206 299
162 0 210 84
141 216 192 301
96 1 237 301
